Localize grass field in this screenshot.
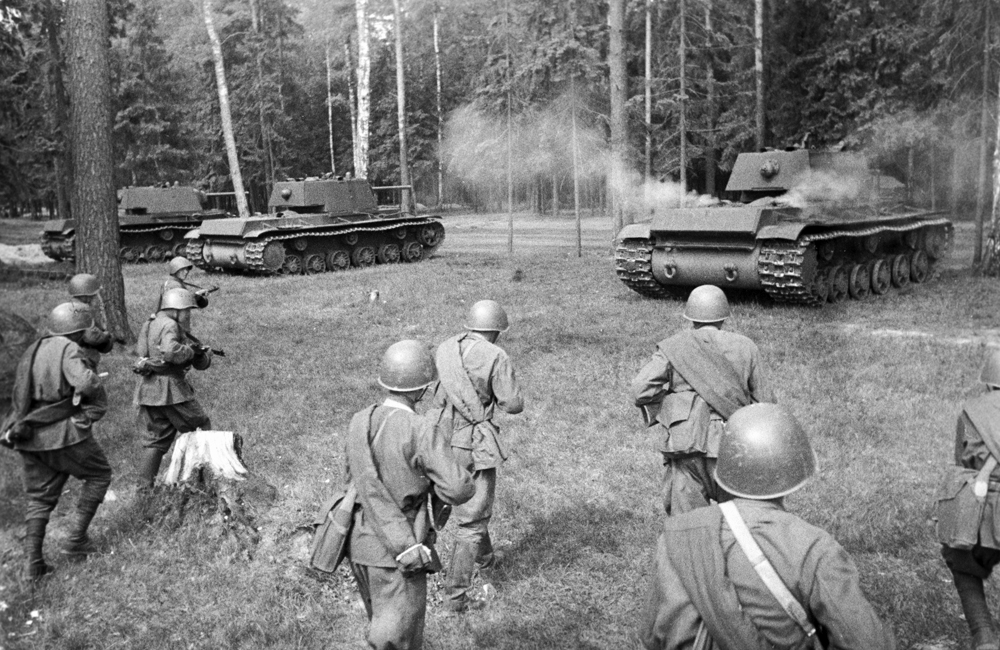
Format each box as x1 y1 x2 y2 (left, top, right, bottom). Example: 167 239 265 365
0 212 998 650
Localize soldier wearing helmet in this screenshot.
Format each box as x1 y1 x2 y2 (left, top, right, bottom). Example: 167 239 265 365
431 299 524 612
937 349 1000 650
339 340 474 650
639 404 895 650
631 284 775 515
157 256 210 310
132 287 213 489
68 273 113 354
0 303 113 579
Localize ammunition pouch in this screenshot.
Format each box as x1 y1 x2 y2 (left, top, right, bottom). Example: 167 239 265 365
310 487 358 573
936 465 993 550
191 347 212 371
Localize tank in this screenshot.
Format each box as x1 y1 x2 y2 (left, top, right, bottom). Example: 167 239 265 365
183 178 445 274
614 149 953 306
40 186 232 264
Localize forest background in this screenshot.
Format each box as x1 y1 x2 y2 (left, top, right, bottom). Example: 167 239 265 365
1 0 997 234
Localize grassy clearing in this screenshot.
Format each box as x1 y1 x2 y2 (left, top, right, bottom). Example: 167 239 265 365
0 213 996 649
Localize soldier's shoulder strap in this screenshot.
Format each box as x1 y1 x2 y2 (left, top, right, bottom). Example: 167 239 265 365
718 501 823 650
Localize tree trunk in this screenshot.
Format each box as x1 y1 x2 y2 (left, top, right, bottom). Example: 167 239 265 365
986 36 1000 276
344 37 358 172
678 0 687 203
433 6 444 206
326 39 336 174
644 0 652 186
754 0 765 151
355 0 372 179
976 8 991 267
392 0 411 213
608 0 628 234
65 0 132 344
704 0 716 197
505 0 513 255
572 78 582 258
203 0 250 218
45 1 72 221
250 0 275 189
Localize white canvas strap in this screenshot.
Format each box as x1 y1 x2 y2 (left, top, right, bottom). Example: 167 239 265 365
719 501 821 647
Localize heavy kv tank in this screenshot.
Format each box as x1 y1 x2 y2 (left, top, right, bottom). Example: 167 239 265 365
40 186 231 263
183 178 445 274
615 149 953 306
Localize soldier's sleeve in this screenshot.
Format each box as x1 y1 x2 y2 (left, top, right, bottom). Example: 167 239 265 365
956 410 988 470
806 539 897 650
638 532 701 650
492 351 523 414
747 344 776 404
428 380 448 409
159 322 195 365
63 343 102 398
631 350 672 406
417 416 474 506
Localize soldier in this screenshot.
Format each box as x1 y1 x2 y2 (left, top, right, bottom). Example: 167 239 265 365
157 257 210 311
432 299 524 612
344 340 474 650
938 350 1000 650
631 284 774 515
639 403 895 650
133 287 213 489
68 273 113 353
0 303 113 579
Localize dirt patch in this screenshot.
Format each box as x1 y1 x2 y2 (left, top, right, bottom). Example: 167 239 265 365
816 322 1000 348
0 243 52 266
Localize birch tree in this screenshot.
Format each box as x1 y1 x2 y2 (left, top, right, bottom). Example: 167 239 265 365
354 0 371 179
392 0 411 212
433 4 443 205
678 0 687 201
608 0 627 234
754 0 764 150
202 0 249 218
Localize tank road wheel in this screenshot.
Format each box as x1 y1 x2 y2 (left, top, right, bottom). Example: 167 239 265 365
120 246 140 264
325 249 351 271
159 229 175 242
145 245 167 263
418 223 445 247
393 228 407 240
861 234 880 255
402 241 423 263
925 227 948 261
351 245 376 268
377 243 401 264
847 263 870 300
910 250 930 283
827 265 849 303
304 254 326 274
817 240 837 263
292 238 309 252
344 233 359 246
171 242 187 259
870 258 891 295
903 229 923 250
282 254 303 275
890 254 910 288
810 269 830 304
261 241 286 272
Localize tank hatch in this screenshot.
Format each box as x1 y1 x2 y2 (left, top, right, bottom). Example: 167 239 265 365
119 187 206 214
268 179 379 216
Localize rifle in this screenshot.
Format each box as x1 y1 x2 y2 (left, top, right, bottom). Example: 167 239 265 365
184 330 226 358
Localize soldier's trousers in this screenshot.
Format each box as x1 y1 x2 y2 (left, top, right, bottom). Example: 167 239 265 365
350 561 427 650
20 437 112 521
661 454 720 516
139 400 211 452
445 467 496 607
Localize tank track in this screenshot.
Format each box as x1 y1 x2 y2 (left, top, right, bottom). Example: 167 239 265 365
189 218 442 274
614 238 682 299
757 218 953 306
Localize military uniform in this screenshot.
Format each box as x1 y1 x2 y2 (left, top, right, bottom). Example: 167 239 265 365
7 335 113 574
133 312 211 484
639 499 895 650
345 399 474 650
632 327 774 515
157 275 208 311
432 330 523 609
70 297 113 354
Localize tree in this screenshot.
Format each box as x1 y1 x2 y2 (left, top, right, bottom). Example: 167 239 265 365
354 0 371 178
608 0 627 233
65 0 132 343
392 0 411 211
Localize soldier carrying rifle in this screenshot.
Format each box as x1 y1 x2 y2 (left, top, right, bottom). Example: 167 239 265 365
157 256 216 311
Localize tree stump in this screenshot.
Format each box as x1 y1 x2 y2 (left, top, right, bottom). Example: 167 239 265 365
163 430 248 484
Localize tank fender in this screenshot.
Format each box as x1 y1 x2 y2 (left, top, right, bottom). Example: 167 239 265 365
757 223 806 241
185 229 201 239
616 223 652 241
42 219 75 235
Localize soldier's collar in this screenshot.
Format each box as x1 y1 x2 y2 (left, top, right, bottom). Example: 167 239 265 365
383 398 415 414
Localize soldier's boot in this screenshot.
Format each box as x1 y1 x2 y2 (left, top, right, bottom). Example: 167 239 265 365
952 570 999 650
137 449 166 490
24 518 52 580
61 485 107 558
444 541 485 612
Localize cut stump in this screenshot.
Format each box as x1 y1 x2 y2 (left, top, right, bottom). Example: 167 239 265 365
163 429 248 484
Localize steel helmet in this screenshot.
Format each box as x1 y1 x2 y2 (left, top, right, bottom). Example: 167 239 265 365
377 340 438 391
48 302 94 336
169 256 194 276
68 273 100 297
160 288 198 311
981 349 1000 388
683 285 730 323
714 403 817 500
464 300 510 332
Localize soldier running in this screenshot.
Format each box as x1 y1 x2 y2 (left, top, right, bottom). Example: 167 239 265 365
133 288 213 489
937 349 1000 650
344 340 474 650
1 303 113 578
157 256 211 311
68 273 113 353
432 299 524 612
631 284 774 515
639 403 895 650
